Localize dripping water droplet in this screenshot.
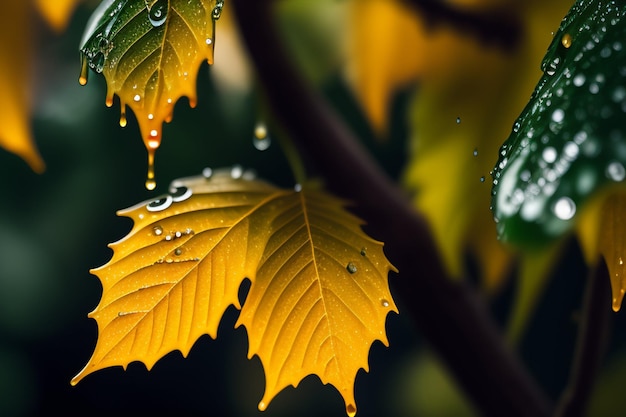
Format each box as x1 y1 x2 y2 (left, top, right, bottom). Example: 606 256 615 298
119 104 127 127
79 55 89 85
146 149 157 191
346 404 357 417
346 262 357 274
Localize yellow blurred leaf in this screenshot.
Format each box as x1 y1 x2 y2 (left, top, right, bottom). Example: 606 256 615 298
35 0 82 31
79 0 220 189
0 2 45 172
72 169 397 417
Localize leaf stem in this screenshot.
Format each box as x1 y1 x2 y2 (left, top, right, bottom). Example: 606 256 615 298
233 1 551 416
553 258 612 417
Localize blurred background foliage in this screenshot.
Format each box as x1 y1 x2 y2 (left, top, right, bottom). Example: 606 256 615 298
2 0 626 416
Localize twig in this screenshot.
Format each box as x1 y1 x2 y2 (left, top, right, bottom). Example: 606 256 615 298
553 259 612 417
232 1 551 416
404 0 523 48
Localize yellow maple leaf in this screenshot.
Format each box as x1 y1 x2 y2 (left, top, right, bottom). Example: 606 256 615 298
79 0 221 189
72 168 397 417
0 2 45 173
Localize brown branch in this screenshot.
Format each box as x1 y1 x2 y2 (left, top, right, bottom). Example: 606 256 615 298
553 259 612 417
403 0 523 48
232 1 550 416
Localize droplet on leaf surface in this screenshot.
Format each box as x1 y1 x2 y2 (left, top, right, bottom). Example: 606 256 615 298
148 0 168 27
346 262 357 274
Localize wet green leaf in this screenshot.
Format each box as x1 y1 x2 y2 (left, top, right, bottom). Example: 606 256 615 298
491 0 626 246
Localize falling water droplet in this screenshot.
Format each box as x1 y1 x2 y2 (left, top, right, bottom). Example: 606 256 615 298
346 262 357 274
148 0 168 27
146 149 157 190
253 122 272 151
561 33 572 48
119 104 127 127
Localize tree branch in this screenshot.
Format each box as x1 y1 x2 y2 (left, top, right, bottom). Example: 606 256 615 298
403 0 523 48
232 1 550 416
553 259 612 417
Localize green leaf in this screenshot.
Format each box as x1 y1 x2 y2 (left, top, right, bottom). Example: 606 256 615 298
491 0 626 246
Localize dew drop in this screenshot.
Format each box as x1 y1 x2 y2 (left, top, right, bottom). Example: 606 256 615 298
551 108 565 123
202 167 213 179
542 147 557 164
253 122 272 151
147 196 172 212
381 299 390 308
346 404 357 417
231 165 243 179
573 73 586 87
561 33 572 48
174 248 183 256
512 121 521 133
456 117 461 124
170 185 193 202
346 262 357 274
134 94 141 102
153 225 164 236
473 148 478 157
212 1 224 19
205 38 213 45
148 0 168 27
606 161 626 181
553 196 576 220
480 176 485 182
360 248 367 256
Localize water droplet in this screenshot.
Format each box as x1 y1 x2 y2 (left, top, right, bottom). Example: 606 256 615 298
202 167 213 179
253 122 271 151
553 197 576 220
148 0 168 27
512 121 521 133
381 299 390 308
606 161 626 181
589 83 600 94
146 148 157 190
360 248 367 256
231 165 243 179
551 108 565 123
456 117 461 124
153 225 163 236
212 1 224 20
480 176 485 182
174 248 183 256
346 404 357 417
258 401 267 411
147 196 172 212
205 38 213 45
294 184 302 192
134 94 141 102
542 147 557 164
346 262 357 274
473 148 478 157
170 185 193 202
573 73 586 87
561 33 572 48
545 57 560 76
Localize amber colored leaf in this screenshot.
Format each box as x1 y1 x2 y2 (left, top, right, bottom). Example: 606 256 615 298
237 187 397 416
72 169 397 417
79 0 221 188
35 0 82 31
0 2 45 172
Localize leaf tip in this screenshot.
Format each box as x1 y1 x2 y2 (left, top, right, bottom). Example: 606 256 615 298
346 403 357 417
